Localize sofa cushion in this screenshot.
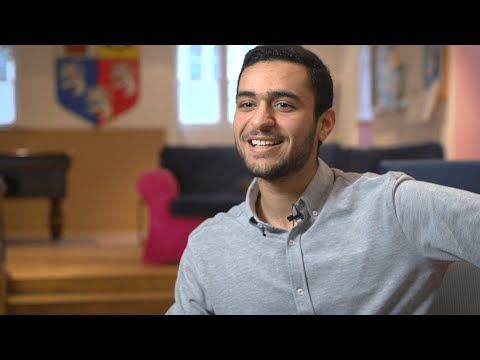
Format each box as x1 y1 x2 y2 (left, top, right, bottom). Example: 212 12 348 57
349 142 444 173
320 142 444 173
378 159 480 194
372 142 444 161
160 147 253 195
318 143 348 170
171 193 245 217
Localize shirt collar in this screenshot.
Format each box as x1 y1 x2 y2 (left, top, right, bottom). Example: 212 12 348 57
245 158 335 228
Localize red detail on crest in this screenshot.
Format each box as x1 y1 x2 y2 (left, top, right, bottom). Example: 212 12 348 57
97 59 140 125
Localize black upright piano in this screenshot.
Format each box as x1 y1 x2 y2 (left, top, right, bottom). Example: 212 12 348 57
0 150 70 242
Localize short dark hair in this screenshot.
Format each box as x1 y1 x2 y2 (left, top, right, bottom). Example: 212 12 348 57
237 45 333 121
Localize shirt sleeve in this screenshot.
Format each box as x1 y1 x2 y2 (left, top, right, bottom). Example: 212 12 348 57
165 243 213 315
393 177 480 266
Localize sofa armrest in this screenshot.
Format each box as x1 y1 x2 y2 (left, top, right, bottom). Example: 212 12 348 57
377 159 480 194
137 167 180 204
137 168 206 263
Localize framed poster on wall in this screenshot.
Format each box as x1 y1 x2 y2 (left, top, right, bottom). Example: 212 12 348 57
370 45 407 114
423 45 448 99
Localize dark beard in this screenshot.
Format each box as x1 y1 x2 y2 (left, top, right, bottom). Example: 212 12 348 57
236 129 318 181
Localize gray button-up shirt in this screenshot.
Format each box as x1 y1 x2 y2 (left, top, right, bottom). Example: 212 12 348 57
166 159 480 314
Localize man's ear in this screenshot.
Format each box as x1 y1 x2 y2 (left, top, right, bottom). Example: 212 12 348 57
317 108 336 142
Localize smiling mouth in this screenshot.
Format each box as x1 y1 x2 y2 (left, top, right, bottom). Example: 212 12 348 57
248 139 283 147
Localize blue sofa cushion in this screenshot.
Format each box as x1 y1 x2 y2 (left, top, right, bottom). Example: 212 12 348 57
378 159 480 194
320 142 444 173
161 143 444 218
171 193 246 217
161 146 252 195
318 143 348 170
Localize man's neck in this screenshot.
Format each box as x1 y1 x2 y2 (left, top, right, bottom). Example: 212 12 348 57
256 159 319 231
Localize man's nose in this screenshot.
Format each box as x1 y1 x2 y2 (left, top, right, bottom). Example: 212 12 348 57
250 103 275 130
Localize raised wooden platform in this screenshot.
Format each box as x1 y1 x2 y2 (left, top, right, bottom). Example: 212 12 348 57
4 242 178 315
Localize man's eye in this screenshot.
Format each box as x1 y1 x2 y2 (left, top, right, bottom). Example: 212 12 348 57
238 101 254 109
275 102 294 109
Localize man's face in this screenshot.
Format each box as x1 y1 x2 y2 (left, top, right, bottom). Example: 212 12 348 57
234 60 320 181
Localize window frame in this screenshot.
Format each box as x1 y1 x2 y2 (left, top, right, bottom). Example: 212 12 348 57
174 45 255 145
0 45 17 128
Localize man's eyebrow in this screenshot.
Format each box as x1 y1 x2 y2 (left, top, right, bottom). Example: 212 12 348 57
268 90 301 102
236 90 301 102
236 91 256 100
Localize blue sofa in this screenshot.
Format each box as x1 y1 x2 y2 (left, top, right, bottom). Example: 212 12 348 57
137 142 445 264
319 142 444 174
158 142 444 218
378 159 480 314
159 146 253 218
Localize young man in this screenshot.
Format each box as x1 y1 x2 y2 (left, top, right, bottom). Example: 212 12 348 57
166 45 480 315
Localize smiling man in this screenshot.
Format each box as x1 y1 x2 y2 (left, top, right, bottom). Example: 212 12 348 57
166 45 480 315
233 57 335 232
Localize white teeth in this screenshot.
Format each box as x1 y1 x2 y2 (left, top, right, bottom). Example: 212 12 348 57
251 139 280 147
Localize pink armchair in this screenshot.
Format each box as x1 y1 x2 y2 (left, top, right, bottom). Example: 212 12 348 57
137 168 206 264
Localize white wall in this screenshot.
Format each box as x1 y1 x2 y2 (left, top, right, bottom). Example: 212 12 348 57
11 45 448 150
13 45 340 146
327 45 360 146
176 45 343 146
14 45 177 135
11 45 345 147
325 45 448 149
448 45 480 160
372 46 447 148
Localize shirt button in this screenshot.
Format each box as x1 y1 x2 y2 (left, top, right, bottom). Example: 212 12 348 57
288 240 295 246
297 288 304 296
312 210 318 217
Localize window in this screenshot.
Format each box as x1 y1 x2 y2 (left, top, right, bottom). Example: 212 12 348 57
0 46 16 126
357 45 374 122
176 45 256 126
357 45 374 148
226 45 257 123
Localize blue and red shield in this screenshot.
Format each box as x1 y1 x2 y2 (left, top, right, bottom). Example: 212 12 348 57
56 45 140 126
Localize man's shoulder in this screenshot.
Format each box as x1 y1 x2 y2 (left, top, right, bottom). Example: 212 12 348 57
331 167 413 191
189 201 247 241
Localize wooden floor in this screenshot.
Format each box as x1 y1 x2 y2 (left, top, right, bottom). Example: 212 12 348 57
4 240 178 315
